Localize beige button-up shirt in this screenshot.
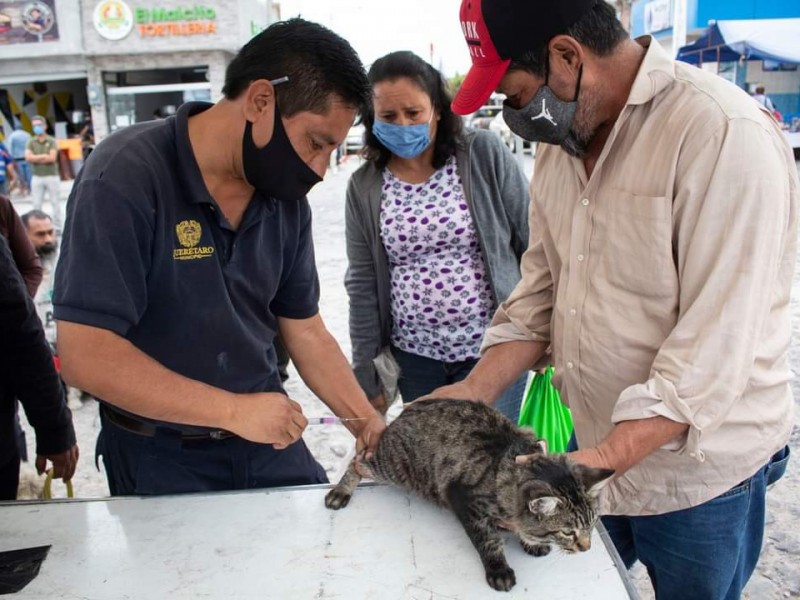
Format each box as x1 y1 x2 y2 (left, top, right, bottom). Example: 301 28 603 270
483 37 798 516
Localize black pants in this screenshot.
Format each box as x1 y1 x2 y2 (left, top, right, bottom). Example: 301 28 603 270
97 410 327 496
0 452 20 501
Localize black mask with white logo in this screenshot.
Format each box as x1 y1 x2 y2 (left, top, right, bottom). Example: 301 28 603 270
503 63 583 145
242 104 322 201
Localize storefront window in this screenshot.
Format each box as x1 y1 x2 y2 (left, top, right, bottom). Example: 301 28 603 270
104 65 210 130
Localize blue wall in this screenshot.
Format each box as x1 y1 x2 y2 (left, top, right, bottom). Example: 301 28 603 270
695 0 800 27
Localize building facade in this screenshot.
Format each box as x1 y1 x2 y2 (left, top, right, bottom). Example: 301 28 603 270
0 0 277 141
631 0 800 116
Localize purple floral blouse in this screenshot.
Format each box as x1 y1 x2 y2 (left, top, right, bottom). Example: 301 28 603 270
380 156 496 362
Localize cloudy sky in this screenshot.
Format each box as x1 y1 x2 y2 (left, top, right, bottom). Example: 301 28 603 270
279 0 473 77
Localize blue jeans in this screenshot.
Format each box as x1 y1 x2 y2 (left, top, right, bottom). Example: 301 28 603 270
391 346 526 423
97 408 327 496
15 160 32 190
603 446 789 600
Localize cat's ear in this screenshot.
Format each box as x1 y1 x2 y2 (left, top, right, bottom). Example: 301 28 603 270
528 496 561 516
521 481 561 517
514 440 548 464
575 465 615 499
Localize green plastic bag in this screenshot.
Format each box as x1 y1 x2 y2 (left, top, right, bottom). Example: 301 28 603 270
517 366 574 453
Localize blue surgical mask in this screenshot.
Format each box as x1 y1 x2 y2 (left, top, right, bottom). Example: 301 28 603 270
372 113 433 159
33 125 45 135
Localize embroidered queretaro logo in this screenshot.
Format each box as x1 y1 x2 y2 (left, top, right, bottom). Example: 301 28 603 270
173 220 214 260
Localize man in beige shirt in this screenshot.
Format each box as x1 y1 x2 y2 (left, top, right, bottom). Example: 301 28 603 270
440 0 797 597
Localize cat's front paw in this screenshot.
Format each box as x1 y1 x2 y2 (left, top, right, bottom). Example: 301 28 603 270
485 564 516 591
521 541 551 556
324 487 352 510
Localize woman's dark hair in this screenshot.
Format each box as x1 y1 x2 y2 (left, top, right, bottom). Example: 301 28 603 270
222 18 371 118
509 2 628 77
362 51 462 169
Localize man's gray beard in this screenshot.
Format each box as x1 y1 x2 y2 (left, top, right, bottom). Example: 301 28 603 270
560 129 591 158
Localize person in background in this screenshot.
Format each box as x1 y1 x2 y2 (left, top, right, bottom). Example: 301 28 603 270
0 195 42 297
0 142 17 197
78 113 95 162
434 0 796 597
23 209 87 412
345 51 530 420
0 202 77 501
21 210 58 346
752 84 782 123
8 124 31 195
54 18 384 497
25 116 62 230
752 84 775 112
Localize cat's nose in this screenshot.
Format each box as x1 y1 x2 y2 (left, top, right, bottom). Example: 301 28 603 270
576 535 591 552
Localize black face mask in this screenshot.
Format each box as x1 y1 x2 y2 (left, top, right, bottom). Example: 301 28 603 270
242 104 322 201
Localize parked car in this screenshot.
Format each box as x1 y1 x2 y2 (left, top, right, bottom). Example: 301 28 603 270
465 105 503 130
488 112 534 155
345 123 365 154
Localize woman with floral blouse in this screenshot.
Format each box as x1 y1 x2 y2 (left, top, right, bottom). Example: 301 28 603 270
345 51 530 421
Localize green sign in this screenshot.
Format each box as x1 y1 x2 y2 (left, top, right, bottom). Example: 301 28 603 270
135 5 216 23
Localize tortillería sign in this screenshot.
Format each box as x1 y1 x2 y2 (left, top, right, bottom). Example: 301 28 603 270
135 5 217 36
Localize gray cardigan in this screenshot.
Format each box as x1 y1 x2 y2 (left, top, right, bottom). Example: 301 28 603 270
345 128 530 399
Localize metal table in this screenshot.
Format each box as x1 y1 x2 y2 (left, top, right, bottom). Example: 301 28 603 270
0 484 637 599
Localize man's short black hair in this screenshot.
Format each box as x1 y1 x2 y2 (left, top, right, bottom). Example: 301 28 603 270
21 209 52 228
509 2 629 78
222 18 371 119
362 51 463 170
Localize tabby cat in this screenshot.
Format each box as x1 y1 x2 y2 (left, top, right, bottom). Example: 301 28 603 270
325 398 614 592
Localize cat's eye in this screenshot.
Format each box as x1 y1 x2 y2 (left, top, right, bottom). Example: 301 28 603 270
560 530 577 539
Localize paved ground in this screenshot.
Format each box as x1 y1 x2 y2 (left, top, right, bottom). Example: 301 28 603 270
13 152 800 599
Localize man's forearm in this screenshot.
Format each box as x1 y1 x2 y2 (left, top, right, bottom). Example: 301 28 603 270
280 314 378 435
575 417 689 475
58 321 236 428
466 340 548 403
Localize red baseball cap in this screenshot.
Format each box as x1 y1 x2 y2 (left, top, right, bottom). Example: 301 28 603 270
452 0 598 115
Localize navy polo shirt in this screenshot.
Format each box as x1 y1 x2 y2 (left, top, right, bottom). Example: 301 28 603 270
54 102 320 431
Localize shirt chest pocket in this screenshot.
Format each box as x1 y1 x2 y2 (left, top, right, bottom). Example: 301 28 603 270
593 192 675 298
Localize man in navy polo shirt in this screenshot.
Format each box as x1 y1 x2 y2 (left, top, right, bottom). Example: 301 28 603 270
54 18 385 496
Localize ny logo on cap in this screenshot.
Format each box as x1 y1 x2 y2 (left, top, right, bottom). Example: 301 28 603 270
461 20 487 58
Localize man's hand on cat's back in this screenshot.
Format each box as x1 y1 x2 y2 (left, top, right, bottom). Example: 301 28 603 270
226 392 308 449
418 381 483 403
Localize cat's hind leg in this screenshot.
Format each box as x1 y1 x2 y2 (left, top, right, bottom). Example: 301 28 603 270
446 482 516 592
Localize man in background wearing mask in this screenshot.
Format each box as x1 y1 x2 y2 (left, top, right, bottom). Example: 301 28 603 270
432 0 798 596
25 116 62 231
54 18 385 496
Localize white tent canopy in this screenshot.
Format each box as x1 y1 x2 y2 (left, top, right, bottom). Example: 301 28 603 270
715 19 800 63
677 18 800 65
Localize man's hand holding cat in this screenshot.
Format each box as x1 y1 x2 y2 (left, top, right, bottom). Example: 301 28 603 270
567 447 615 474
354 414 386 457
568 417 689 476
227 392 307 449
